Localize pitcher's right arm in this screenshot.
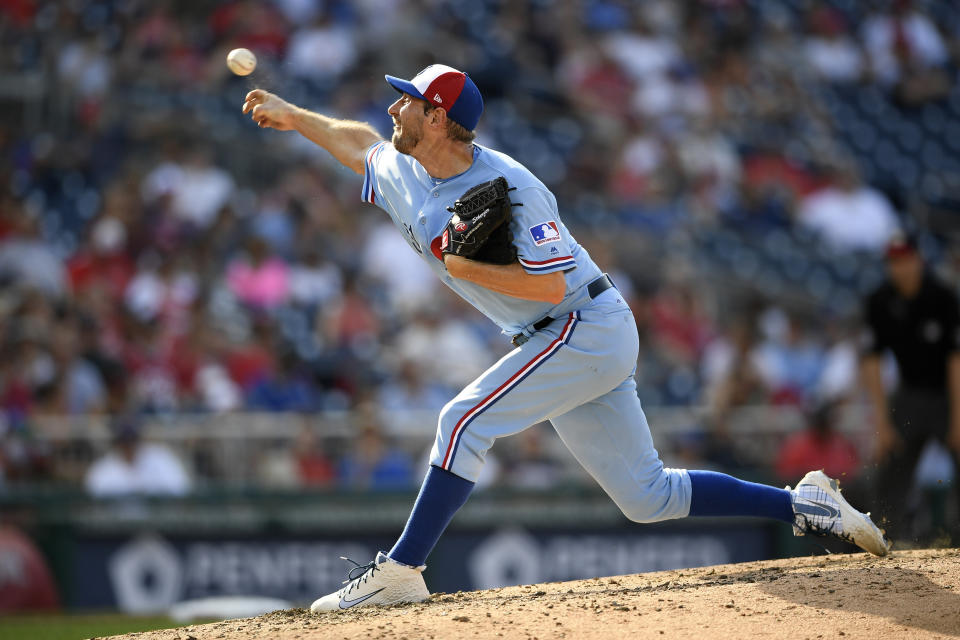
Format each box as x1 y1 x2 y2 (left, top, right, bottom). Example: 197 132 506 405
242 90 382 174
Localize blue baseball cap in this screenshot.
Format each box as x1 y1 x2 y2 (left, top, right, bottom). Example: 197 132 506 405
385 64 484 131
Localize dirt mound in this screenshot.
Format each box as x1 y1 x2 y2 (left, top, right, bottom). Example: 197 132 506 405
104 548 960 640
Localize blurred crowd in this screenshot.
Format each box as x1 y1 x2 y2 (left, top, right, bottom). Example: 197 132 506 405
0 0 959 503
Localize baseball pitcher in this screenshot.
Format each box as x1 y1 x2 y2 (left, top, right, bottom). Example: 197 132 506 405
242 64 891 612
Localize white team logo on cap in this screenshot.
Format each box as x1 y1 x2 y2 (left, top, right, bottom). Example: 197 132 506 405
434 93 443 103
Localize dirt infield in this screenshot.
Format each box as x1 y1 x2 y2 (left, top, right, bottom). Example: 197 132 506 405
105 548 960 640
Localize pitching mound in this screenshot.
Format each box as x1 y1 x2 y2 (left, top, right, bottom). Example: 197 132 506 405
104 548 959 640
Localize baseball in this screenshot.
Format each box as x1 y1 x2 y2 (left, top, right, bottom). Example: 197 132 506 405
226 48 256 76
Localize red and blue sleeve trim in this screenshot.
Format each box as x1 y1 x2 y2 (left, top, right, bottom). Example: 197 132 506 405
519 255 576 272
361 141 386 204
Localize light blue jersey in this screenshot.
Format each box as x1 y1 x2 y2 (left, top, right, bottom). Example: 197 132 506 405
360 137 691 521
287 67 883 610
361 141 603 335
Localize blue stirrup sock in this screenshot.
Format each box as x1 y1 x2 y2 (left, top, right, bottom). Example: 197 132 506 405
388 465 475 567
688 470 794 523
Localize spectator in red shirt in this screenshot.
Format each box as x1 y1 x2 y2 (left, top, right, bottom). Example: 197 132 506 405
294 426 334 488
67 215 134 301
776 400 860 483
649 282 714 365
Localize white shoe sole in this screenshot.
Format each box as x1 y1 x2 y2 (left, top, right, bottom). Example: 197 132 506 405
310 588 428 613
798 470 891 557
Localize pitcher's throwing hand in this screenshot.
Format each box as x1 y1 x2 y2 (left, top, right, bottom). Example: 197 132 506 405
242 90 298 131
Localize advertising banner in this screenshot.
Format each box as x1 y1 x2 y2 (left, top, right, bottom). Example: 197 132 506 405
66 522 773 611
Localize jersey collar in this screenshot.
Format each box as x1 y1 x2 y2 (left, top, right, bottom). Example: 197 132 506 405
428 145 481 186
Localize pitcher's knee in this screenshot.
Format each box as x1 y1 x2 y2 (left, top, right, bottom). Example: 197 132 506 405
619 499 674 523
615 468 691 523
437 398 466 434
431 397 483 476
432 399 462 465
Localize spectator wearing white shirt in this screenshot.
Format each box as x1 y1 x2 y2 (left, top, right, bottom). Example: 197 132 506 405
289 247 343 310
804 7 864 83
862 0 948 85
142 146 234 231
861 0 950 104
361 221 438 315
603 18 681 83
84 418 192 497
0 214 67 300
57 36 113 99
797 163 898 253
391 308 493 390
285 13 357 86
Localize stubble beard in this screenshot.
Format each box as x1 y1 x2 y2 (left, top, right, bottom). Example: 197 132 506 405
392 121 422 155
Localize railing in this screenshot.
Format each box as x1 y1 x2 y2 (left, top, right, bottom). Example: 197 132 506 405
0 71 47 129
8 404 874 490
26 404 869 440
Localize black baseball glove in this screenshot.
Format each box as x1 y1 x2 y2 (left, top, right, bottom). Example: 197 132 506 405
441 177 519 265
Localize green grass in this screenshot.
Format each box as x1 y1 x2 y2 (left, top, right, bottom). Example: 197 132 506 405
0 615 186 640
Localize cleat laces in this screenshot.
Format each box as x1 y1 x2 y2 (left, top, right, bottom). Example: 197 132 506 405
339 556 380 596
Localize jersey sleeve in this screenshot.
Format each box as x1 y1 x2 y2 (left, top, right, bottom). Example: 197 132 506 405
360 140 389 210
511 187 577 274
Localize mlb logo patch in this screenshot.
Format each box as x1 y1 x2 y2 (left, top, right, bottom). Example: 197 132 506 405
529 221 561 246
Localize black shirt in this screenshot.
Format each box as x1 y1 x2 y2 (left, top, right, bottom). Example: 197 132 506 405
864 271 960 391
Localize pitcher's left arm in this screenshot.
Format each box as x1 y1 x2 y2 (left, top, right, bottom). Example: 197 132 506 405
443 256 565 304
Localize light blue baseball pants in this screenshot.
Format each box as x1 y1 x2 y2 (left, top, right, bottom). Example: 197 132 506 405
428 288 692 523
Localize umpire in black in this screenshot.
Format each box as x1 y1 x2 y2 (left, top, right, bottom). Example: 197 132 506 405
861 232 960 544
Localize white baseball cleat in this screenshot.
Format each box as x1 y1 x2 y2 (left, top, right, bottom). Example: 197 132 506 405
310 552 430 612
788 470 891 557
